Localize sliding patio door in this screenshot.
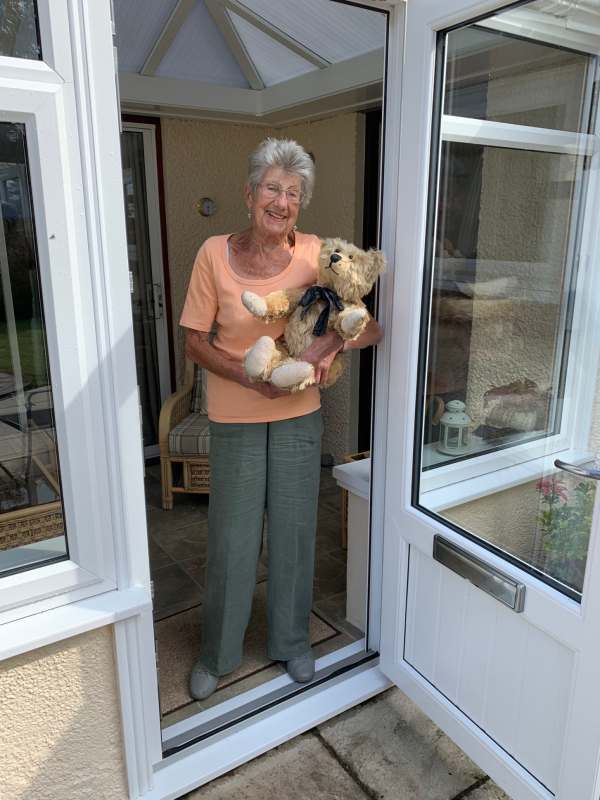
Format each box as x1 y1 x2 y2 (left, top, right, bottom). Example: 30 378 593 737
380 1 600 799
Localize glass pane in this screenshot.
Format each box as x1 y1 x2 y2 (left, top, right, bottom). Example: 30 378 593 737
422 141 580 465
0 122 67 577
415 3 600 601
444 24 591 132
0 0 42 60
121 130 162 447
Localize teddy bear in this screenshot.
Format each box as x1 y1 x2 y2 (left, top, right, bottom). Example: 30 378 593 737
240 237 385 392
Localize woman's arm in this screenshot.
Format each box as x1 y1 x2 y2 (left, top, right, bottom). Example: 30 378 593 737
184 329 289 399
300 317 383 384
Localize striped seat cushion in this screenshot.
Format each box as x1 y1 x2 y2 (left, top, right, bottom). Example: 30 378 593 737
168 413 210 456
190 366 208 414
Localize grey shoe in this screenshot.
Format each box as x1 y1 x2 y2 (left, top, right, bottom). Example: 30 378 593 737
189 660 219 700
286 652 315 683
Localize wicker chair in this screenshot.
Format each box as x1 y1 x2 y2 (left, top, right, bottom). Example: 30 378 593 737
159 360 210 510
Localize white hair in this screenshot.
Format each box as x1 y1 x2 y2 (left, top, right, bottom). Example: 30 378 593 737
248 138 315 208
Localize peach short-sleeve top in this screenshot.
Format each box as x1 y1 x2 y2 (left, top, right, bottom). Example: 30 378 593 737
179 232 322 423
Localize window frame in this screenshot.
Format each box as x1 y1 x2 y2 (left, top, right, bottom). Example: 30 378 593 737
0 3 130 623
417 27 600 515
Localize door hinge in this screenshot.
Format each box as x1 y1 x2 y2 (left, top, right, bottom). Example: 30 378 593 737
129 270 134 294
150 579 155 601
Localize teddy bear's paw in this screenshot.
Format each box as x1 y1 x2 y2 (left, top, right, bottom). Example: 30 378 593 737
245 336 277 380
271 361 315 391
341 308 368 338
242 290 267 318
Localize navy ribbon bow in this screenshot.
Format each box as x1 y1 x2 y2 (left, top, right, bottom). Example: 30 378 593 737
299 286 344 337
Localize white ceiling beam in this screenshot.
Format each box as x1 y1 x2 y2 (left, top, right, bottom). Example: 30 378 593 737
141 0 196 76
119 48 384 120
205 0 264 90
119 73 259 114
222 0 331 69
261 48 383 114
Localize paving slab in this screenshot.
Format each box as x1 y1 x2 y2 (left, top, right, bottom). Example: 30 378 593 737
468 779 512 799
318 687 485 800
184 732 369 800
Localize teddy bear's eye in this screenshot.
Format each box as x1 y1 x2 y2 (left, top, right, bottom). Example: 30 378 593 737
348 254 353 260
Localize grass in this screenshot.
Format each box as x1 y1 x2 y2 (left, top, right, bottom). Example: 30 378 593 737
0 319 50 388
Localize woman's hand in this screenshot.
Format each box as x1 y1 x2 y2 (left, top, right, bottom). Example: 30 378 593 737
233 363 290 398
299 330 344 385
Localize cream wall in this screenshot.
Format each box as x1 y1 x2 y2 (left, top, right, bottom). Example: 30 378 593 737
161 112 367 462
0 626 128 800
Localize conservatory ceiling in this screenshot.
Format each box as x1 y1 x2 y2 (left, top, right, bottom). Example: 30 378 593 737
115 0 387 125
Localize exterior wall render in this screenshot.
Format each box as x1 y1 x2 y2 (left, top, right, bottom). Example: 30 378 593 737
0 626 128 800
161 112 367 462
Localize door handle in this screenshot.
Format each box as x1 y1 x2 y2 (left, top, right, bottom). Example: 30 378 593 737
433 535 526 612
554 459 600 481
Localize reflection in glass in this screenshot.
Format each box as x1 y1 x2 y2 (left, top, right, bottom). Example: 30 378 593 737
416 2 599 601
444 24 590 132
0 0 42 60
423 141 581 464
443 469 596 597
0 122 67 577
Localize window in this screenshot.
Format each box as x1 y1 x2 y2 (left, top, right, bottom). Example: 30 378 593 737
0 121 67 577
0 3 121 622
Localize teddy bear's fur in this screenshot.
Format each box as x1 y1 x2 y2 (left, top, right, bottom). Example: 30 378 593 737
241 237 385 392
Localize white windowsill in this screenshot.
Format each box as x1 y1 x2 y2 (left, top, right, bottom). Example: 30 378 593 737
0 585 151 661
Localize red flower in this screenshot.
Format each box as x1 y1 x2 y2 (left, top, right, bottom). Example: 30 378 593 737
536 478 569 502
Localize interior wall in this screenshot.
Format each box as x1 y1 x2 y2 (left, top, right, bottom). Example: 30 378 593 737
160 112 367 462
0 626 128 800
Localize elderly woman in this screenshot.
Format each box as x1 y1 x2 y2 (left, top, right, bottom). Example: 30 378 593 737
180 138 382 700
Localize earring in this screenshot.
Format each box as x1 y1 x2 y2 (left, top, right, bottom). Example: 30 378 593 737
247 211 252 219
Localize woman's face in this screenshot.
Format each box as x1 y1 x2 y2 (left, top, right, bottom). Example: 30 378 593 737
246 166 303 241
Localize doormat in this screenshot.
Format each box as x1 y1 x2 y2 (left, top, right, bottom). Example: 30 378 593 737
156 580 339 715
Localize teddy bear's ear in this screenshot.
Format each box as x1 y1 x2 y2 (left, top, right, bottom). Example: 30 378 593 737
367 249 387 283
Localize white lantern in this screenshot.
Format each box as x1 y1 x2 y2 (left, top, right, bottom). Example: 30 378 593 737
437 400 471 455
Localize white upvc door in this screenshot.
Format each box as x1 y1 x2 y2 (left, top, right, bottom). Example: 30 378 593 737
379 2 600 800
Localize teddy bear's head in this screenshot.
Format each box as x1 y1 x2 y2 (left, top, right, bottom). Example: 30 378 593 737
318 238 385 303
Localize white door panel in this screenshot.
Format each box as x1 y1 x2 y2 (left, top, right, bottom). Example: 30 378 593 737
405 548 573 792
380 1 600 798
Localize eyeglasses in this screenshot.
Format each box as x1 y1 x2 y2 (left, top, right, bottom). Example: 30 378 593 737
258 182 304 204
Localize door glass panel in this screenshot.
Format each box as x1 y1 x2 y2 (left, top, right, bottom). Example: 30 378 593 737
121 130 162 448
444 23 590 132
0 122 67 577
414 2 599 600
0 0 42 60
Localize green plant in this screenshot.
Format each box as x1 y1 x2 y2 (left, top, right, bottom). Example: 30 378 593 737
536 477 595 591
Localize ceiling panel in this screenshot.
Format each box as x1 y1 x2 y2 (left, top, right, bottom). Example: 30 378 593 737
114 0 180 73
155 0 249 87
229 11 317 86
236 0 386 63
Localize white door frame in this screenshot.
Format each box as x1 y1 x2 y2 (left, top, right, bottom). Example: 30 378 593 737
121 120 172 457
378 2 600 800
109 1 405 798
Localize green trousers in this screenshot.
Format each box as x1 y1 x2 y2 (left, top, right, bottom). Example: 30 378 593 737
199 409 322 676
